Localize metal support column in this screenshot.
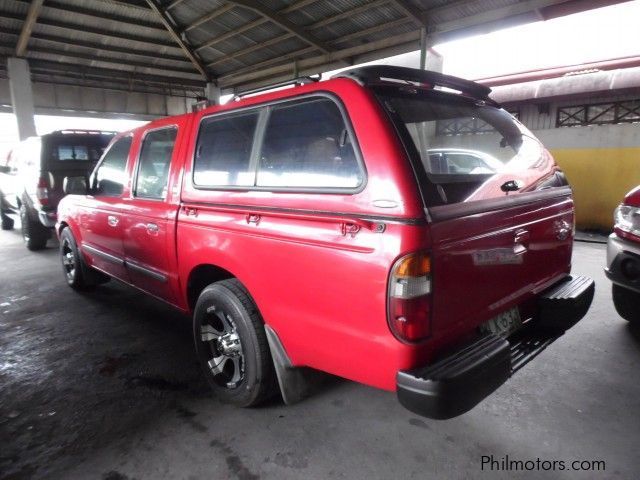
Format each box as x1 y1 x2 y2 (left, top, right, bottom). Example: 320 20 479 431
205 82 221 105
419 27 427 70
7 57 37 140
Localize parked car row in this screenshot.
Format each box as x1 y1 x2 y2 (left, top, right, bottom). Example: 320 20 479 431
2 66 633 419
0 130 114 249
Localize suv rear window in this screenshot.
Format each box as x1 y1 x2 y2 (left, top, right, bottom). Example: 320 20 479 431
47 135 113 168
380 91 558 205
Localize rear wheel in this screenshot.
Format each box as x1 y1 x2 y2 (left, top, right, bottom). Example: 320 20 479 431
612 284 640 324
59 227 109 290
193 279 276 407
20 205 49 250
1 211 13 230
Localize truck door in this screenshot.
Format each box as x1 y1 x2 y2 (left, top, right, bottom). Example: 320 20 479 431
80 135 133 281
120 118 186 305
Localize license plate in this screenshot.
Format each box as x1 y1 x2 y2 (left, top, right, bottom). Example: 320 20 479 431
480 307 522 337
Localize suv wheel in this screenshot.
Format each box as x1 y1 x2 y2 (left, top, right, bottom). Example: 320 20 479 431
59 227 109 290
193 279 276 407
20 205 49 250
612 284 640 324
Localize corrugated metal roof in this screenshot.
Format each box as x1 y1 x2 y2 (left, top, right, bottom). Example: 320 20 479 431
0 0 631 98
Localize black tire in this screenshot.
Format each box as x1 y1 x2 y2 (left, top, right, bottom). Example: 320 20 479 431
59 227 109 290
20 205 49 250
1 212 13 230
612 284 640 324
193 279 276 407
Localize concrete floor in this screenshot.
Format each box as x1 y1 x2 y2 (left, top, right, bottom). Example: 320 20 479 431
0 225 639 480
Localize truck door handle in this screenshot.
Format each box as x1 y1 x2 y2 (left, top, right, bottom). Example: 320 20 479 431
183 206 198 217
514 229 529 254
246 214 261 225
146 223 159 235
341 222 361 237
107 215 119 227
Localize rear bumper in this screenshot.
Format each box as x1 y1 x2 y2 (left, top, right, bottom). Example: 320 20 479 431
605 233 640 294
37 210 57 228
397 275 594 420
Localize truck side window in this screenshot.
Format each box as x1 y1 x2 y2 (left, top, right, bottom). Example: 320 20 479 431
257 98 362 189
135 127 177 200
93 136 132 197
194 112 258 187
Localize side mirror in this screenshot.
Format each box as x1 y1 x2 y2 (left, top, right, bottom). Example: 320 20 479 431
63 176 88 195
0 165 10 174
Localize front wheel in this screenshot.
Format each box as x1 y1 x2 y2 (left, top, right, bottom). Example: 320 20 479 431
193 279 276 407
612 284 640 324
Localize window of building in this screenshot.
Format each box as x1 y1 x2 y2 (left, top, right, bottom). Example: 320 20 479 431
436 109 521 136
557 99 640 127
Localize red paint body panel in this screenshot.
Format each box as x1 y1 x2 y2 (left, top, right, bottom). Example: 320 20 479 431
427 194 574 358
78 196 130 281
623 185 640 208
57 76 577 393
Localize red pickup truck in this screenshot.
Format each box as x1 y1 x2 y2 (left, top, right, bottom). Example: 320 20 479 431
56 66 594 419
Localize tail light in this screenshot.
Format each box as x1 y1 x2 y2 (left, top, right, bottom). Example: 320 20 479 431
614 203 640 241
36 176 50 206
388 251 431 342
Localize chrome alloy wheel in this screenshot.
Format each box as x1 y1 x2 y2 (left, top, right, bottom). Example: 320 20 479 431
61 238 76 283
200 305 245 388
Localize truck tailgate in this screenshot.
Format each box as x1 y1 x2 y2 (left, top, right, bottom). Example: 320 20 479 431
428 189 574 339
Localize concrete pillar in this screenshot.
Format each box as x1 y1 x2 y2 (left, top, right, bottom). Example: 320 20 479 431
7 57 37 140
425 48 444 73
205 82 221 105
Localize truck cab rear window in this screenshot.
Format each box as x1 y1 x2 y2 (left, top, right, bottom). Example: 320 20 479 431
194 112 258 187
193 97 363 190
381 92 557 205
257 98 361 189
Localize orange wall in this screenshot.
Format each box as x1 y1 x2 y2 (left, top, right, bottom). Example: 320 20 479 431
553 147 640 230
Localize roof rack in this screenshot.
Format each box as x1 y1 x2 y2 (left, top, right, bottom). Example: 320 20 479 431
334 66 492 100
50 129 117 135
233 75 320 101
